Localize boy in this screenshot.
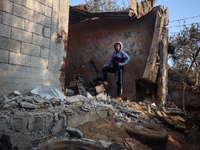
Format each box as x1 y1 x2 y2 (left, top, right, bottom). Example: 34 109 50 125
102 42 131 101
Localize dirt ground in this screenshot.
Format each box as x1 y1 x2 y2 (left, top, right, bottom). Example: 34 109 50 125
78 115 151 150
78 104 200 150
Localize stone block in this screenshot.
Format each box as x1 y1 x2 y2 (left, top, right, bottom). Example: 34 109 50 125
0 24 11 37
41 47 49 59
34 12 51 27
25 20 43 35
13 3 34 21
0 36 21 52
0 49 9 63
31 56 48 69
11 27 32 43
10 0 26 5
45 6 52 17
36 0 53 7
44 27 50 38
20 102 37 109
33 34 50 48
26 0 45 14
45 114 54 131
9 52 31 66
51 118 64 135
2 12 25 29
21 42 40 57
66 126 83 138
95 84 105 94
27 116 45 132
2 0 13 13
10 117 27 132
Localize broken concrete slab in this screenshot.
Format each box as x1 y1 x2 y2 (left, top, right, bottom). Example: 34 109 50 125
95 84 105 94
51 118 65 136
20 102 37 109
14 91 21 96
66 126 83 138
97 140 109 149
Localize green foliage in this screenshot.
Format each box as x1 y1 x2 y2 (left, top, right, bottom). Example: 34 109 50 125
168 67 186 82
169 23 200 84
84 0 129 12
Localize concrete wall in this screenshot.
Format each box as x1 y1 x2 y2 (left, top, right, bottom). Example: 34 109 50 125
66 9 157 98
0 0 70 95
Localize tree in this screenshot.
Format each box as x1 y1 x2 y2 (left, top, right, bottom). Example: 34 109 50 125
84 0 129 12
169 23 200 84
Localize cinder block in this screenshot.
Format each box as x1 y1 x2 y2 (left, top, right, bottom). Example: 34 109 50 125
26 0 45 14
11 27 32 43
25 20 43 35
33 34 50 48
10 0 26 5
44 27 50 38
9 52 31 66
2 0 13 13
31 56 48 68
27 116 45 133
0 49 9 63
36 0 53 7
34 12 51 27
13 3 34 21
2 12 25 29
0 36 21 52
10 117 27 132
45 6 52 17
21 42 40 57
41 48 49 59
0 24 11 37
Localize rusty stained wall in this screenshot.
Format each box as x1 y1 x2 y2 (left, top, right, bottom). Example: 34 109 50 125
66 9 157 98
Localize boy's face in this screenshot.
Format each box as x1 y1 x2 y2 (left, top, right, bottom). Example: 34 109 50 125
115 44 121 52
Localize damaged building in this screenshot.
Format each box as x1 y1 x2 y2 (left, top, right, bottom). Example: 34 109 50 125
0 0 168 108
67 0 169 107
0 0 185 150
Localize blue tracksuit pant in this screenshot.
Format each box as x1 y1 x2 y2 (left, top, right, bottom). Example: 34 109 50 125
102 66 124 97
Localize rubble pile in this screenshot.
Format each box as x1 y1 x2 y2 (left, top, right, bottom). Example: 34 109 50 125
0 85 199 149
0 86 161 149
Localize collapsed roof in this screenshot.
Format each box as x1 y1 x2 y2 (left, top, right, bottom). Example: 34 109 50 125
69 0 157 24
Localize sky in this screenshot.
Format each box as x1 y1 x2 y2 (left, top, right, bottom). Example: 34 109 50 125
70 0 200 35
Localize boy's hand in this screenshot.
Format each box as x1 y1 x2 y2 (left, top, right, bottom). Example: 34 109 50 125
103 65 106 68
118 62 121 66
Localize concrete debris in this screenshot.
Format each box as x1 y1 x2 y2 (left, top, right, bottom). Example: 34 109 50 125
14 91 21 96
66 89 75 96
0 90 167 149
20 102 37 109
134 125 143 130
110 142 126 150
86 92 93 98
97 140 109 149
66 126 83 138
65 95 86 103
95 84 105 94
150 103 158 110
162 107 184 115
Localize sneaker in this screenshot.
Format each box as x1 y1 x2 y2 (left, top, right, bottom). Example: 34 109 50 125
115 97 122 101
